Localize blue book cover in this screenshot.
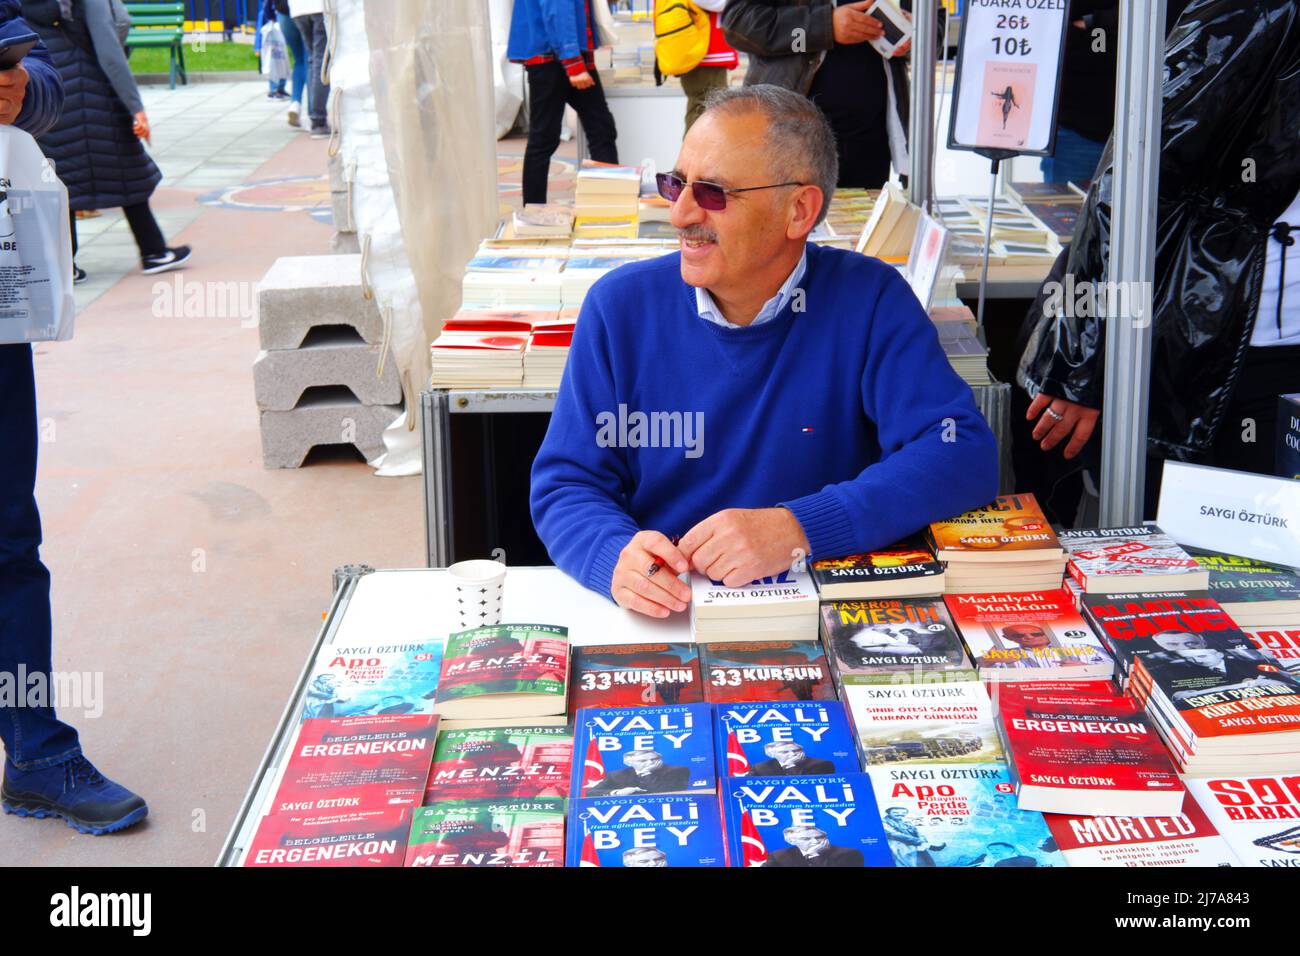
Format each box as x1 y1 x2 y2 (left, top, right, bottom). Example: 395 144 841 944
566 794 727 867
571 703 715 798
722 774 893 867
300 641 443 720
866 763 1066 867
714 701 860 778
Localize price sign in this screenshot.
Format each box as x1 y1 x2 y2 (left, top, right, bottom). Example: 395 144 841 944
947 0 1071 156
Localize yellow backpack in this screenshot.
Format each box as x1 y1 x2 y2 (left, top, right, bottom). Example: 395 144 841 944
654 0 710 76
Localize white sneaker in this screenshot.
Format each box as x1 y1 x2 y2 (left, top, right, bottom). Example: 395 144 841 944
288 101 301 128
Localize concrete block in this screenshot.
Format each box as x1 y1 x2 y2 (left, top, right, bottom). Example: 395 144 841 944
257 254 381 350
332 231 360 254
331 188 355 232
253 329 401 411
259 392 400 468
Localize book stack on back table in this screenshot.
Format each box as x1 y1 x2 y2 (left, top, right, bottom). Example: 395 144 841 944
430 309 550 387
1083 592 1300 774
1006 181 1083 204
573 160 641 240
935 321 992 385
690 570 819 644
809 537 945 601
460 248 565 310
945 588 1114 682
1186 547 1300 626
522 311 576 388
511 203 573 239
993 680 1185 816
560 252 650 306
1059 526 1208 594
856 183 919 260
928 493 1066 593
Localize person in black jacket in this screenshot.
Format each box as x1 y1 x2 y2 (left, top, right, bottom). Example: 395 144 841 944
0 0 148 836
1017 0 1300 519
21 0 191 280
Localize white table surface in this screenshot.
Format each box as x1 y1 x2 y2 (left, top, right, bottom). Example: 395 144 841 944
334 566 689 650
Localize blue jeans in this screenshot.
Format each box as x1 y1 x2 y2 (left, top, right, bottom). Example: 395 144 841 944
278 11 308 108
1040 125 1106 186
294 12 330 130
0 345 81 769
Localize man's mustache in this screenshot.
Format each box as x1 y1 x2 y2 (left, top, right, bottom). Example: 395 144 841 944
678 227 718 242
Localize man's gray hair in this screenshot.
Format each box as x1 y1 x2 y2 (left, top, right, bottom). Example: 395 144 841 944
702 84 839 225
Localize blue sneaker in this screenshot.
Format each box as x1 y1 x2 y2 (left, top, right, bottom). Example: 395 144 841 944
2 755 148 835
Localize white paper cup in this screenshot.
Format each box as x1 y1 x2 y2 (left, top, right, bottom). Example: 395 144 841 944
448 559 506 630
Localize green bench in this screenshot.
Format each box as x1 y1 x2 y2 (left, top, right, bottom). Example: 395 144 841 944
124 2 187 89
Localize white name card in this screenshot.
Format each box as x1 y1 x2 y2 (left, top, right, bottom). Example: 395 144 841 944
1157 461 1300 570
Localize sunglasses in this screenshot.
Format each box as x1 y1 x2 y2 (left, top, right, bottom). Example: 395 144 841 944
655 172 803 211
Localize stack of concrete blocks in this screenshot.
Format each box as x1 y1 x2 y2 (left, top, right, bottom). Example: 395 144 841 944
254 255 402 468
328 152 359 254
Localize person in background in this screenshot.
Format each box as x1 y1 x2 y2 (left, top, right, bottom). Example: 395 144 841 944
1018 0 1300 519
256 0 289 100
275 0 307 128
680 0 738 134
721 0 911 189
508 0 618 205
0 0 149 835
289 0 329 138
1044 1 1191 186
22 0 191 280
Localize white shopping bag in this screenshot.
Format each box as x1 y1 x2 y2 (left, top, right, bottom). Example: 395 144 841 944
261 21 290 84
0 126 74 343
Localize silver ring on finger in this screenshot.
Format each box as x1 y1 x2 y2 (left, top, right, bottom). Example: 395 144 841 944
1044 407 1064 421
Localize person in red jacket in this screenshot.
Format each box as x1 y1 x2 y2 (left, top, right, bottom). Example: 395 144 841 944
681 1 739 133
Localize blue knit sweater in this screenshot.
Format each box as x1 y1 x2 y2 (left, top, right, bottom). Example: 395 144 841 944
529 242 999 601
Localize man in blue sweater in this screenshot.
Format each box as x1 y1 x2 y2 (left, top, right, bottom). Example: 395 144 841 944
530 85 998 617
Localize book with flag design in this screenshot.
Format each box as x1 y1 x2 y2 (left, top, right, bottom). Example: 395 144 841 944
565 794 726 867
722 774 893 867
403 798 565 867
422 725 572 803
570 703 715 798
713 700 859 779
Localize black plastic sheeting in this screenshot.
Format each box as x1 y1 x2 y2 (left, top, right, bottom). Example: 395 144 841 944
1017 0 1300 459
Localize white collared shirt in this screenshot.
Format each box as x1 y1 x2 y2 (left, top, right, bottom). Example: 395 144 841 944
695 247 808 329
1252 188 1300 347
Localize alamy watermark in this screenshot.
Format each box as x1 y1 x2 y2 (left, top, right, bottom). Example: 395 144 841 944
0 667 103 719
595 404 704 460
1042 275 1154 326
151 275 257 328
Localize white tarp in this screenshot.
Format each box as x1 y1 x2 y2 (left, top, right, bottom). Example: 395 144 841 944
327 0 498 475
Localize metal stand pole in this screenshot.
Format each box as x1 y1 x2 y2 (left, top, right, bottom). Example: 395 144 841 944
1099 0 1166 525
907 1 937 212
976 159 998 332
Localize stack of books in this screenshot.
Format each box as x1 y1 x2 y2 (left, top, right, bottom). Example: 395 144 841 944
560 252 649 306
1083 592 1300 775
856 183 920 261
573 161 641 240
945 588 1114 682
511 203 573 239
928 493 1067 594
1059 526 1208 594
522 322 575 388
935 321 992 385
809 537 945 601
430 327 528 386
1187 547 1300 626
689 570 820 644
993 679 1185 817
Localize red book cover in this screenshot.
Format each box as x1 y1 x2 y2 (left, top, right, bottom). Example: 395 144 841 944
995 680 1184 815
700 641 837 704
244 806 410 867
1083 592 1300 740
1044 793 1236 867
569 643 703 710
275 713 439 811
